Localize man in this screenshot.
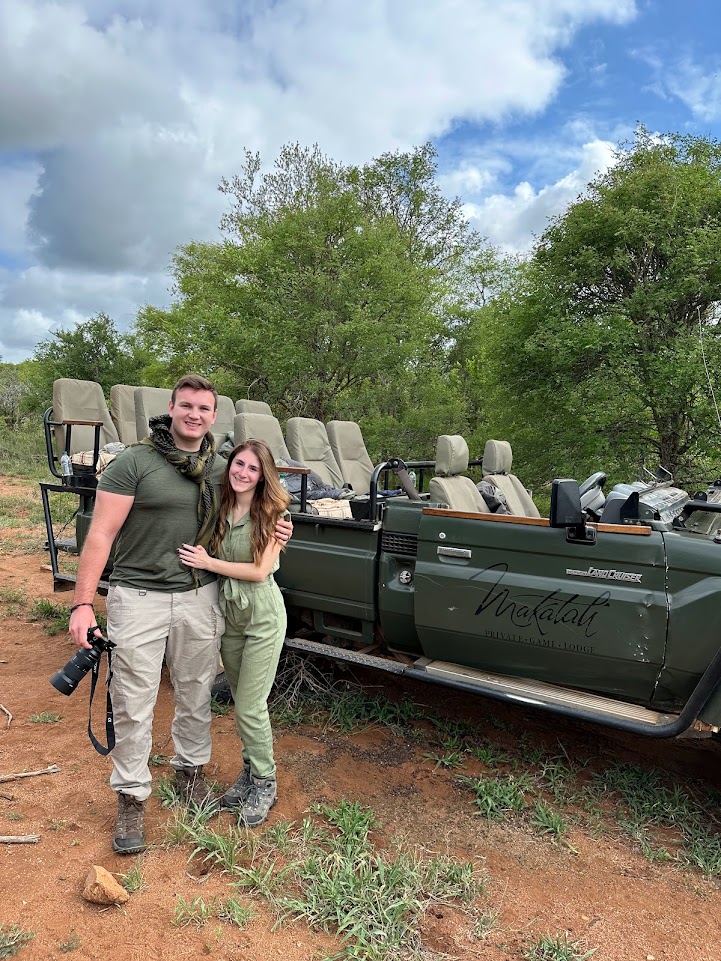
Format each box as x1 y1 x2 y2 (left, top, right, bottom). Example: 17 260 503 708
69 374 291 854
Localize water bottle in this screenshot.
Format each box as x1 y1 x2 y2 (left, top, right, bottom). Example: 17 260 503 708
60 452 72 479
408 470 417 488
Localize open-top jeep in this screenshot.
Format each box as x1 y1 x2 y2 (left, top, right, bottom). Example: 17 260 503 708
40 379 721 740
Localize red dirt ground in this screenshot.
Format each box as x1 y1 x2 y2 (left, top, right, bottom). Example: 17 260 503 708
1 476 721 961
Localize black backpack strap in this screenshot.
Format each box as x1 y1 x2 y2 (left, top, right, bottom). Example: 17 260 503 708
88 647 115 756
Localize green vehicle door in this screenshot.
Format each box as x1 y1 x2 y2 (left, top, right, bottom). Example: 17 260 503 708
414 510 668 704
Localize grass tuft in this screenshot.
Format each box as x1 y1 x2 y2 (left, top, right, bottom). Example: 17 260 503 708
210 695 232 716
57 932 81 953
457 773 529 821
588 762 721 875
530 800 572 847
30 711 63 724
29 599 71 635
0 925 35 959
186 822 257 876
232 798 484 960
523 932 597 960
172 895 216 927
216 896 255 929
118 862 145 893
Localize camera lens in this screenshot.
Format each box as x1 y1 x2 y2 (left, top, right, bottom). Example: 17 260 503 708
50 644 103 696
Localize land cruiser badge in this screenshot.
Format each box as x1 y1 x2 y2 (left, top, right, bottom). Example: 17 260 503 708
566 566 642 583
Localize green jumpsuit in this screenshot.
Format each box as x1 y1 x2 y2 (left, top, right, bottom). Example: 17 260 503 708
217 513 287 779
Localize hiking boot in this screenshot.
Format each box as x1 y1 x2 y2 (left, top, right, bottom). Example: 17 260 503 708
174 765 217 810
112 792 146 855
221 764 252 810
239 775 277 828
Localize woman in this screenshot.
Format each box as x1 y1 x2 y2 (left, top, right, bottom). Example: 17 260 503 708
178 439 291 827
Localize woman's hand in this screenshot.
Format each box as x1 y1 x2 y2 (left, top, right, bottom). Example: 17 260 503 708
274 515 293 545
178 543 214 571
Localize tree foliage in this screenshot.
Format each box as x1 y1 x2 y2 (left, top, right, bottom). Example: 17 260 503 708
354 142 478 271
136 142 489 458
28 313 149 409
476 128 721 488
0 362 33 428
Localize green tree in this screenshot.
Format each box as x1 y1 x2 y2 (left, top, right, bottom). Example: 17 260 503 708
28 313 149 409
477 128 721 489
354 142 480 271
0 362 32 428
136 143 485 456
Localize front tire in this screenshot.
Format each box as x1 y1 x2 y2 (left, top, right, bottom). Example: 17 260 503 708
211 671 233 704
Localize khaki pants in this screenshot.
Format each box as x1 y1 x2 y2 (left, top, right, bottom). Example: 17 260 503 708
221 580 286 779
106 581 224 801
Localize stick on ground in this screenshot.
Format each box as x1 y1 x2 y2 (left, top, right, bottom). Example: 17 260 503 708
0 764 61 783
0 835 40 844
0 704 12 730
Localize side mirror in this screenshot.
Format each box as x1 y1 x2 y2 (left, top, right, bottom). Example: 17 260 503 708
549 479 596 544
549 479 583 527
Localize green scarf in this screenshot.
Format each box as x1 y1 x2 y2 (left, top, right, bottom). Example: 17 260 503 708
141 414 218 551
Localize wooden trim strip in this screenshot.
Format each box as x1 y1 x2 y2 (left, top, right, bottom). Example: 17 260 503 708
421 507 652 536
594 522 652 535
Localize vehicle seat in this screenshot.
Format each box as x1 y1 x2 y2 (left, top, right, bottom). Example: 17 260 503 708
134 386 172 441
109 384 138 445
326 420 374 495
233 412 291 462
52 378 118 455
286 417 345 489
428 435 490 513
213 395 236 443
235 399 273 416
481 439 540 518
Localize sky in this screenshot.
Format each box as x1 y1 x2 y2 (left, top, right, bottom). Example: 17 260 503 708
2 0 721 364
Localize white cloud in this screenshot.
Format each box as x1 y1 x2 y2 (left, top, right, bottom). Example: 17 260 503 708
0 265 169 362
0 0 639 360
28 122 225 272
462 139 618 253
438 156 511 198
661 57 721 123
1 308 57 360
0 2 182 151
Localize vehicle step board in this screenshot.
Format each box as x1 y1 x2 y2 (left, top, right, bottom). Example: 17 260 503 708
423 661 677 727
284 636 407 674
56 537 78 553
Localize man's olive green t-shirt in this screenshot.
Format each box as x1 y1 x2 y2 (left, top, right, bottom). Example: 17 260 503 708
98 445 226 592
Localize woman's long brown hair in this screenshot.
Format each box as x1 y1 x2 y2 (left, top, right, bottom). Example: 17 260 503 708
209 439 291 564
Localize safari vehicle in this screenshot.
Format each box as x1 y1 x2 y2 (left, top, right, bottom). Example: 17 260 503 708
40 381 721 740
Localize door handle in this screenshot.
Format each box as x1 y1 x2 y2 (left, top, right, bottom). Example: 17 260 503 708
437 546 472 559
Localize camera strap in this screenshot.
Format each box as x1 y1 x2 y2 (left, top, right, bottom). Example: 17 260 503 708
88 648 116 756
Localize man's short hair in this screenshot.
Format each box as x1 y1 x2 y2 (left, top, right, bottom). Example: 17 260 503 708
171 374 218 410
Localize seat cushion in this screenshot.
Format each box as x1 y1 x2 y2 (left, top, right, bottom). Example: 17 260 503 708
482 439 512 475
435 435 470 476
327 420 374 495
53 379 118 454
110 384 138 445
235 399 272 416
134 387 172 441
481 439 539 517
233 412 290 461
487 474 540 517
429 475 490 513
214 395 236 439
286 417 344 489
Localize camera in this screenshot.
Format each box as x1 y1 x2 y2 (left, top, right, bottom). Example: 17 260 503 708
50 629 115 696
